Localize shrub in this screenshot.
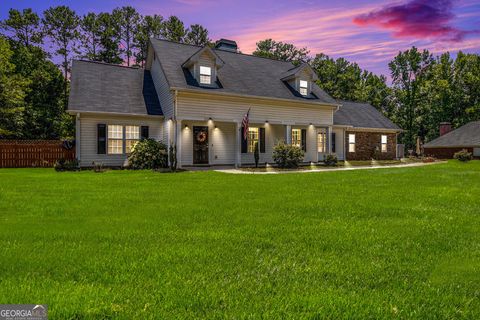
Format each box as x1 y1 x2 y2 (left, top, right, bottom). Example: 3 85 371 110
324 153 338 166
454 149 473 162
54 158 79 171
272 141 304 168
128 139 168 169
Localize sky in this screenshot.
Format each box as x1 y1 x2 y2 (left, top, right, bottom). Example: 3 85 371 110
1 0 479 77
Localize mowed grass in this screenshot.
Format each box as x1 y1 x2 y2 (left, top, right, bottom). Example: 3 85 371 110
0 161 479 319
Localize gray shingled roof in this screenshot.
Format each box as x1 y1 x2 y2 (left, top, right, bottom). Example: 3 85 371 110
150 39 337 105
334 100 401 130
68 60 162 115
424 121 480 148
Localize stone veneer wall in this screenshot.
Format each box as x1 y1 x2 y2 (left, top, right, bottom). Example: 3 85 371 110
345 131 397 161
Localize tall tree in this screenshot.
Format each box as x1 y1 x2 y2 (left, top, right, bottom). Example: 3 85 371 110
162 16 187 43
389 47 434 149
0 37 29 138
113 6 140 66
253 39 310 64
42 6 80 107
185 24 211 46
9 41 69 139
0 8 43 47
79 12 102 61
134 14 163 67
96 13 122 64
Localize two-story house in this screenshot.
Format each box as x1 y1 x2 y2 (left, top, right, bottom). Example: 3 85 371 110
68 39 401 167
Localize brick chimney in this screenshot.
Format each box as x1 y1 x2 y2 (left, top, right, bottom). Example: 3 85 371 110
439 122 452 136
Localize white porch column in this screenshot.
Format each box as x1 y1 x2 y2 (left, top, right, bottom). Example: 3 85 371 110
313 125 319 162
285 125 292 144
176 120 182 168
235 122 242 168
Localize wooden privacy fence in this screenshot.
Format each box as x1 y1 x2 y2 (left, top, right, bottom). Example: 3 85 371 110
0 140 75 168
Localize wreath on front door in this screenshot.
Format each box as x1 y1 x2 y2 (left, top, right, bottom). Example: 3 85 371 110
196 131 207 143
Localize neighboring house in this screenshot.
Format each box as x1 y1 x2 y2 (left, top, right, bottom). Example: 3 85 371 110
68 39 402 167
424 121 480 159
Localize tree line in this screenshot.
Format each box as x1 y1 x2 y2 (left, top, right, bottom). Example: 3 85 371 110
253 39 480 149
0 6 211 139
1 6 479 151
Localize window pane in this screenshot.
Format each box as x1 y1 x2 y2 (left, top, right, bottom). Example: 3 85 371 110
381 144 387 152
126 140 139 153
200 74 211 84
108 125 123 139
349 144 355 152
299 87 308 96
200 66 211 75
292 129 301 147
300 80 308 88
381 135 387 144
125 126 140 140
248 127 259 153
317 132 325 152
108 139 123 154
349 134 355 143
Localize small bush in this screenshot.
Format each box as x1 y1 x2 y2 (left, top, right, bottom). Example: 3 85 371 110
128 139 168 169
324 154 338 166
272 141 304 168
54 158 79 171
454 149 473 162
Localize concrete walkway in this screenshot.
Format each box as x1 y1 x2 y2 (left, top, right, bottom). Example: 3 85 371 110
215 161 446 174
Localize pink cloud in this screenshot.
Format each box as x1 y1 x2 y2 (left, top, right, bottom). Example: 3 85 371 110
353 0 475 42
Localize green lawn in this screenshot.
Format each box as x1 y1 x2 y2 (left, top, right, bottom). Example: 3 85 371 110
0 161 479 319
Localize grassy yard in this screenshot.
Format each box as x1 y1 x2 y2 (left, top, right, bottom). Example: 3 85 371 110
0 161 479 319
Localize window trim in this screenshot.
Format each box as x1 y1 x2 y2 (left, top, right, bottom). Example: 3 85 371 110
199 66 212 85
125 125 141 154
247 127 259 153
292 128 302 147
348 133 356 153
317 131 326 153
108 124 124 155
381 135 387 153
299 80 308 96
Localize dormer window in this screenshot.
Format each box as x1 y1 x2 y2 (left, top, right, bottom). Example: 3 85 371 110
199 66 212 85
299 80 308 96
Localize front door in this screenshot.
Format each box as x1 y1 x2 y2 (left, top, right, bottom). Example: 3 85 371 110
193 126 209 164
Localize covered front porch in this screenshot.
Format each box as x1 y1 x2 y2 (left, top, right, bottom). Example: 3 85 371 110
170 118 343 168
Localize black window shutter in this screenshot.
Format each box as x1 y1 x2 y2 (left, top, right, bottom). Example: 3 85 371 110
97 124 106 154
331 132 336 153
141 126 149 139
259 128 265 153
301 129 307 152
241 127 247 153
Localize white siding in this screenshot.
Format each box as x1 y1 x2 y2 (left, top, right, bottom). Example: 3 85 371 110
78 114 163 167
177 94 334 126
151 59 174 119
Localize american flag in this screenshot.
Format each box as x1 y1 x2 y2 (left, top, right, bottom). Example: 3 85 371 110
242 108 250 140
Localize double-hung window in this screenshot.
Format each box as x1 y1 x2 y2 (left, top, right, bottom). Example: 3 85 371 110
317 131 326 153
108 125 123 154
125 126 140 153
381 135 387 152
299 80 308 96
349 133 356 152
292 129 302 147
199 66 211 85
248 127 259 153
